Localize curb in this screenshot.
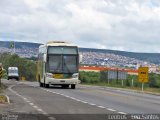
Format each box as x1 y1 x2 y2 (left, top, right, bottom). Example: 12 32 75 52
5 95 10 104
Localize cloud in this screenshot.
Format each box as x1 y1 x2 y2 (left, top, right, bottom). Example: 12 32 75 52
0 0 160 53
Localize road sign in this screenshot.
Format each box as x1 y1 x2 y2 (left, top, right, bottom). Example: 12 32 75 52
107 70 127 80
138 67 149 83
118 71 127 80
0 66 2 78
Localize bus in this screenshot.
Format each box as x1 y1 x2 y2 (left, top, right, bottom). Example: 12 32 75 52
36 41 80 89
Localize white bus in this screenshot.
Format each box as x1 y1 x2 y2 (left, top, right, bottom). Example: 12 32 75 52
36 41 80 89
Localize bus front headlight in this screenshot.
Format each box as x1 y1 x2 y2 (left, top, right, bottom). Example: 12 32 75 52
72 73 79 79
46 73 53 78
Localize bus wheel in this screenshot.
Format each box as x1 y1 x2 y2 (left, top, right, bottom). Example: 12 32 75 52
71 84 76 89
40 82 43 87
45 84 49 88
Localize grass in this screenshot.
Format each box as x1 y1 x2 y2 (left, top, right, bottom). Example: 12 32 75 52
0 95 7 103
0 83 8 103
81 82 160 93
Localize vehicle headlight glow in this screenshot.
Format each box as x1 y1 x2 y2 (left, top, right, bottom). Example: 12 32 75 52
46 73 53 78
72 73 79 78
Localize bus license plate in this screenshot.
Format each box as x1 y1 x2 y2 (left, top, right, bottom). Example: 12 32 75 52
53 74 63 79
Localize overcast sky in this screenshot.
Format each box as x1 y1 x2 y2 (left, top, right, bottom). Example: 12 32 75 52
0 0 160 53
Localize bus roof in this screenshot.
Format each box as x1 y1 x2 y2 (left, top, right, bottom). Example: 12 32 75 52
8 67 18 70
39 41 77 48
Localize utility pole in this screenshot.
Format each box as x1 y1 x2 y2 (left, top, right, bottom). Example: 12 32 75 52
0 63 2 87
116 68 118 84
13 41 16 54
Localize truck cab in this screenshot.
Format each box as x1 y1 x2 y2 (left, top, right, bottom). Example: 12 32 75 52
8 67 19 80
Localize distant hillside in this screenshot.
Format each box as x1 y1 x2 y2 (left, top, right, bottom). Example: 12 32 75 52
0 41 41 49
0 41 160 65
79 48 160 65
80 48 160 64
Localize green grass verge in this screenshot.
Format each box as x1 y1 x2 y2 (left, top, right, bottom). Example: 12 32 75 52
0 84 8 103
0 95 8 103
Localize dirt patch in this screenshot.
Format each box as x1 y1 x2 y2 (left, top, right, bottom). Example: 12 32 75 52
0 84 7 93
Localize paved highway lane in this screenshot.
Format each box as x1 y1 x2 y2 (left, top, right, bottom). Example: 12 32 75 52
17 80 160 114
2 80 160 117
1 80 118 120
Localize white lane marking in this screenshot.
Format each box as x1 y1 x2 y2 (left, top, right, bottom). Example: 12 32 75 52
41 88 128 114
48 116 56 120
74 99 81 102
33 106 38 109
107 108 116 111
118 112 127 115
29 103 34 106
98 106 106 109
26 100 31 103
23 98 27 100
64 95 70 98
80 101 88 104
42 112 48 115
8 85 56 120
69 97 76 100
89 103 96 106
37 108 43 112
13 83 129 116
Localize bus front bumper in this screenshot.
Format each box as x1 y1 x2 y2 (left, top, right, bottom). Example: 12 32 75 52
46 78 80 85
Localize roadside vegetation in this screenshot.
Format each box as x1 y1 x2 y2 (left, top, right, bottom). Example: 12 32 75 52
79 71 160 93
0 53 36 81
0 84 7 103
0 84 7 93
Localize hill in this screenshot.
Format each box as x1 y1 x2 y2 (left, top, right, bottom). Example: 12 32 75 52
0 41 41 49
79 48 160 65
0 41 160 65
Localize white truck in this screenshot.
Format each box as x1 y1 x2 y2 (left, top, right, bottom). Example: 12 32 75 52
8 67 19 80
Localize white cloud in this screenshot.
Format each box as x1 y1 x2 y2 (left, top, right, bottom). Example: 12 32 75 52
0 0 160 53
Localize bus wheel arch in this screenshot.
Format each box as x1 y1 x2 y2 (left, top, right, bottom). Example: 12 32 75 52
71 84 76 89
44 76 49 88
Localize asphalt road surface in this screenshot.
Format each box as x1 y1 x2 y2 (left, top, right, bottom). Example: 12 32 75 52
1 79 160 120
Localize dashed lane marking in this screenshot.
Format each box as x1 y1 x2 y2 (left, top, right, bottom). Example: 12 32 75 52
29 103 34 106
118 112 127 114
37 109 43 112
107 108 116 112
97 106 106 109
33 106 38 109
8 85 56 120
80 101 88 104
89 103 96 106
26 100 31 103
48 116 56 120
41 85 130 115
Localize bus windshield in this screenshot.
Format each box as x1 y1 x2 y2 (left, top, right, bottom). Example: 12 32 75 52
8 69 18 74
47 55 78 73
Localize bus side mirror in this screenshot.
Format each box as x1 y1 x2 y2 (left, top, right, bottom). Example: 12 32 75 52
43 54 47 62
79 54 83 63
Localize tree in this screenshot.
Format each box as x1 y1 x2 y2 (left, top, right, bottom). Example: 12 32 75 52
0 53 36 81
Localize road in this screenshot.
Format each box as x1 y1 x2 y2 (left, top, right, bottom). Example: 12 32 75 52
1 79 160 120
